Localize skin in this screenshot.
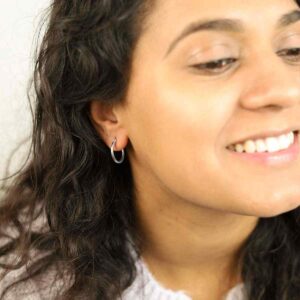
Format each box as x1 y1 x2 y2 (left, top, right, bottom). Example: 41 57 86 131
90 0 300 298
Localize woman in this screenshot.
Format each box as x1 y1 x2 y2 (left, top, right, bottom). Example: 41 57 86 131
1 0 300 299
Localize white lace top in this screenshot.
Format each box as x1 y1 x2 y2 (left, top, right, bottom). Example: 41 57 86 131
1 256 247 300
121 257 247 300
1 236 247 300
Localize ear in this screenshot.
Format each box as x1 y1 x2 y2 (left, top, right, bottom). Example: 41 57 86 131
89 100 128 151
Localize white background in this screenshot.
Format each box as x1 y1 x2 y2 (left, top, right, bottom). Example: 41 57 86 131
0 0 50 179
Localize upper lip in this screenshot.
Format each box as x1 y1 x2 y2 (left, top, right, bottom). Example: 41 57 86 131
228 126 299 146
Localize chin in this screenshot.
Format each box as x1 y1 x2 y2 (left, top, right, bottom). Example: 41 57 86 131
245 199 300 218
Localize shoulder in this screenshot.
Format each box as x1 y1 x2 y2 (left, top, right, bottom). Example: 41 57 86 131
0 263 69 300
0 219 70 299
224 283 247 300
1 267 42 300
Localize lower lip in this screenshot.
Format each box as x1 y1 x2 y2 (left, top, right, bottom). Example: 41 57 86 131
227 132 300 166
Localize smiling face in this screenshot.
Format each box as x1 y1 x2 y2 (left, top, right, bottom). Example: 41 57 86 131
120 0 300 217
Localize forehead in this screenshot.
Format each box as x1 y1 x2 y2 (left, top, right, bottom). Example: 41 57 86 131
142 0 299 36
134 0 299 61
147 0 298 18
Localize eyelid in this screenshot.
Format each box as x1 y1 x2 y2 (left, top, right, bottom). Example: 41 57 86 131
281 35 300 48
274 31 300 49
187 42 239 64
188 57 239 77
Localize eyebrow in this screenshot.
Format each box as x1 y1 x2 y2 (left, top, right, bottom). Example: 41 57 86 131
164 9 300 58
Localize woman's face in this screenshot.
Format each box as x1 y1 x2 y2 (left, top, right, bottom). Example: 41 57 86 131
119 0 300 217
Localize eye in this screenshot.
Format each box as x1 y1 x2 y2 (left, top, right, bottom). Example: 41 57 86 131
277 47 300 63
190 57 238 75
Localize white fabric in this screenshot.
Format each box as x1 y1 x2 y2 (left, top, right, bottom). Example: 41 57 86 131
1 236 247 300
121 257 247 300
1 256 247 300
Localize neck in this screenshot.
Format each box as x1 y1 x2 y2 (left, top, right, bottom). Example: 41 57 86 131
134 189 259 296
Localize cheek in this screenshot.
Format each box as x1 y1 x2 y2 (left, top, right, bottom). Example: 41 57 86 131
130 69 240 198
148 68 238 160
126 62 300 217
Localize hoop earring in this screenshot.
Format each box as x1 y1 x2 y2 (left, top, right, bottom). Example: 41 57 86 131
111 137 125 164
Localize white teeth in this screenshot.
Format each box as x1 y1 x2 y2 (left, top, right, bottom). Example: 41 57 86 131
255 139 267 153
231 131 296 153
265 137 280 152
278 134 290 150
234 144 244 153
244 140 256 153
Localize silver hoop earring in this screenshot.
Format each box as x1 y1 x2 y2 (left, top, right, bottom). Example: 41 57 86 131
111 137 125 164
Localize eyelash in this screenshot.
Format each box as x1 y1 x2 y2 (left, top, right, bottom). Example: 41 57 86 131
191 47 300 75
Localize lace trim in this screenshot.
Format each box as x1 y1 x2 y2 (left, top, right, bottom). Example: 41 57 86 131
122 256 246 299
123 234 246 300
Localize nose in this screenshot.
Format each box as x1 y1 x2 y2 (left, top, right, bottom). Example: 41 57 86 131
239 54 300 111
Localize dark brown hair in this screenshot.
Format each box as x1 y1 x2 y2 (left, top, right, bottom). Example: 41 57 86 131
1 1 300 299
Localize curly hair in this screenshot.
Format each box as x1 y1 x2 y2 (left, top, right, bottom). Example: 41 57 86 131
1 1 300 299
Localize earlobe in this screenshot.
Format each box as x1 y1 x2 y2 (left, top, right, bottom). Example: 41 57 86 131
89 100 128 151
